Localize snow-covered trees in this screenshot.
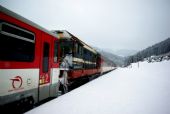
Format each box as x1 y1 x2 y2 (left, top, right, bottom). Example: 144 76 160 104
125 38 170 66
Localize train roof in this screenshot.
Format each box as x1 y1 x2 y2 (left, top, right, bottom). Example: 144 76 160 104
52 30 98 54
0 5 58 39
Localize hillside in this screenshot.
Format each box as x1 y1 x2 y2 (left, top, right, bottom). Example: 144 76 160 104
112 49 138 57
126 38 170 65
94 47 125 67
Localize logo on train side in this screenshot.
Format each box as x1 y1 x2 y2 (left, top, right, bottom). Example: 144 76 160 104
8 76 24 92
10 76 23 89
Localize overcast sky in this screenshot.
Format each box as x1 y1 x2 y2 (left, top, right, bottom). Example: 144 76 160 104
1 0 170 51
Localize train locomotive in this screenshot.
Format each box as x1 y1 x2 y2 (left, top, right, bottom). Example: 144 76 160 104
0 5 114 109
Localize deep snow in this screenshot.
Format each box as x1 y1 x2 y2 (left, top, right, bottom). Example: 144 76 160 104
26 61 170 114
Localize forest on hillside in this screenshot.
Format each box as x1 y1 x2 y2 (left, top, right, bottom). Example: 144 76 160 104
125 38 170 66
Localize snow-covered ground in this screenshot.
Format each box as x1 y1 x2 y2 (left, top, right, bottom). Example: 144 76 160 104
26 61 170 114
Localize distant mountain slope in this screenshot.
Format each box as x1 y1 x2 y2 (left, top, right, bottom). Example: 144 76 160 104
112 49 138 57
94 47 125 67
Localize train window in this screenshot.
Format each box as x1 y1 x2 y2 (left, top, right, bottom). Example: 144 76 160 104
1 22 35 42
54 41 58 63
60 40 73 58
0 22 35 62
74 43 78 56
78 45 83 56
43 42 49 73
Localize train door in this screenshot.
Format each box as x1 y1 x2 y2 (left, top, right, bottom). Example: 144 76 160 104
38 33 52 101
49 39 60 97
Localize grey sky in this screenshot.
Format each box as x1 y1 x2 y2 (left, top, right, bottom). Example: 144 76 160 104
1 0 170 50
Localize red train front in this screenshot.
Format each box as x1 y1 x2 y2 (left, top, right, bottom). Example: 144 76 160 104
0 6 61 107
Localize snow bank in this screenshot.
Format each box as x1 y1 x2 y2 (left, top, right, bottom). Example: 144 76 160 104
26 61 170 114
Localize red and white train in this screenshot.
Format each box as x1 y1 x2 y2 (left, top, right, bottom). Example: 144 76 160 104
0 5 115 109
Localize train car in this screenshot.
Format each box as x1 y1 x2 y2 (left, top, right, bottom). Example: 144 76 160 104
100 56 116 74
0 5 114 111
0 6 61 108
52 30 103 92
